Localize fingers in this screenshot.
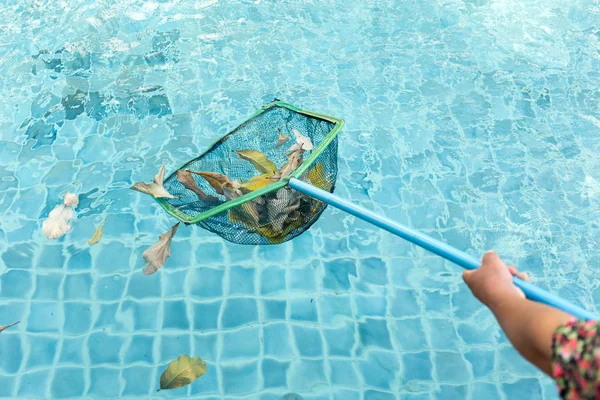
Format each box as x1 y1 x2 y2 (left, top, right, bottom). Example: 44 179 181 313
508 265 530 282
482 250 500 265
462 269 474 284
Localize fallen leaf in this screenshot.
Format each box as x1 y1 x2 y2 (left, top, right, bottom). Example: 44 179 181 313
240 174 277 192
0 321 19 333
222 182 243 200
288 128 313 152
229 201 261 226
42 192 79 240
307 162 333 191
191 171 231 195
275 130 290 148
278 150 303 179
130 162 177 199
88 221 104 245
159 355 207 391
176 170 219 202
235 150 277 175
267 188 301 231
142 223 180 276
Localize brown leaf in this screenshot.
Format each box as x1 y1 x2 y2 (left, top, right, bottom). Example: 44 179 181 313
130 162 177 199
142 223 180 276
176 170 219 202
190 171 232 195
275 130 290 148
278 150 303 179
0 321 19 333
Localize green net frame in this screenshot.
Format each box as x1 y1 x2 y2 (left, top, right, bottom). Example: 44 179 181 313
155 100 344 245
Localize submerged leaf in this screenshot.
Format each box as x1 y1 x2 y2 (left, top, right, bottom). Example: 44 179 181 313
142 223 180 276
235 150 277 175
176 170 219 202
88 221 104 245
130 162 177 199
0 321 19 333
275 130 290 148
288 128 313 152
42 192 79 240
191 171 231 195
159 355 207 390
240 174 277 192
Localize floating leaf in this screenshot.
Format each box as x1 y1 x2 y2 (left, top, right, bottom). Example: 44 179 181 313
0 321 19 333
159 355 207 391
176 170 219 202
88 221 104 245
142 223 180 276
191 171 231 195
235 150 277 175
42 192 79 240
278 150 303 179
275 130 290 148
240 174 276 192
130 162 177 199
288 128 313 152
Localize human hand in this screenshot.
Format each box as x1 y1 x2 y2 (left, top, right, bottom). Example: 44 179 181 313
462 251 530 309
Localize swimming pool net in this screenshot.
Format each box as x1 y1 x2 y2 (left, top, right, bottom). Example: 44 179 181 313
156 101 344 245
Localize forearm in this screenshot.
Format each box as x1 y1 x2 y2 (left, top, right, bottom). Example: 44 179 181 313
489 293 572 375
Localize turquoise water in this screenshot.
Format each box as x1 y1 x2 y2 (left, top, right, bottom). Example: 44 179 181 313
1 0 600 398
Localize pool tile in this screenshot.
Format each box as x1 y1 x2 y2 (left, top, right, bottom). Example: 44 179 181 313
329 359 360 387
290 298 318 322
18 369 51 398
51 367 86 398
292 325 323 357
222 361 260 394
193 300 222 331
221 326 261 360
289 359 327 392
25 336 58 369
263 323 294 359
262 358 290 388
221 297 258 328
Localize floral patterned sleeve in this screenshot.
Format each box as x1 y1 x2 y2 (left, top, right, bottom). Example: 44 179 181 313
551 318 600 400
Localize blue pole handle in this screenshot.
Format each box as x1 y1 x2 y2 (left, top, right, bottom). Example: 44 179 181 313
289 178 598 320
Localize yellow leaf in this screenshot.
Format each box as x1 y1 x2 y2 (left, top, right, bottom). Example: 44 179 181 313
307 162 332 191
159 355 207 391
235 150 277 175
240 174 275 192
88 221 104 245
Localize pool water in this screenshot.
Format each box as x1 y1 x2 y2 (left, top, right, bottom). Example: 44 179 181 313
1 0 599 398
